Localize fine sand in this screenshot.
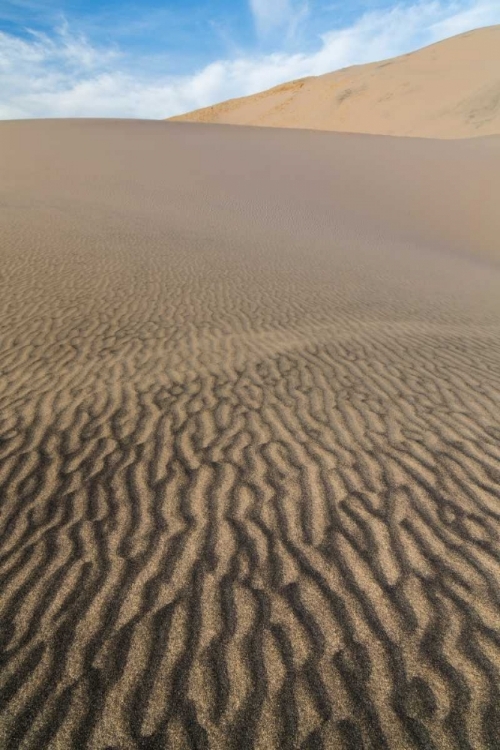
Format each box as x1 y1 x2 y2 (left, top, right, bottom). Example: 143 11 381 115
0 119 500 750
170 25 500 138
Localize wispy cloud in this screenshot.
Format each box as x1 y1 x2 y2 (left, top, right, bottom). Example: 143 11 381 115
250 0 288 33
249 0 295 35
248 0 310 41
0 0 499 120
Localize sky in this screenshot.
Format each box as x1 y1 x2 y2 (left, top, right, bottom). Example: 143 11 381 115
1 0 499 119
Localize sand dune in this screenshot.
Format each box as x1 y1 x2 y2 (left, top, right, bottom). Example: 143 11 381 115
0 119 500 749
170 25 500 138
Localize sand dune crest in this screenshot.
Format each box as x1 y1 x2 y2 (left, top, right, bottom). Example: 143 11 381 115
169 25 500 138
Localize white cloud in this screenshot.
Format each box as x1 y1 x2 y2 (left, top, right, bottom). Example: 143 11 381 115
249 0 292 34
248 0 310 39
0 0 499 120
429 0 500 36
249 0 310 35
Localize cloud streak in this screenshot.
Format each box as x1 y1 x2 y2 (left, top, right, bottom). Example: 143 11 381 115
1 0 499 120
248 0 309 37
249 0 292 34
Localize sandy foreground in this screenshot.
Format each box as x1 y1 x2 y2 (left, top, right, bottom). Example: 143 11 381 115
0 119 500 749
170 25 500 139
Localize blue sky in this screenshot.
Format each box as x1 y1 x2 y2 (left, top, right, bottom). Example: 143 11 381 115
1 0 499 118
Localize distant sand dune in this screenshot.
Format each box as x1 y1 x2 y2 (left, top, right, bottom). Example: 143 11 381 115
169 25 500 138
0 120 500 749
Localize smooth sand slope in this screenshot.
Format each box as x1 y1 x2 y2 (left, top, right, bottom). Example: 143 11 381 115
1 119 500 750
170 25 500 138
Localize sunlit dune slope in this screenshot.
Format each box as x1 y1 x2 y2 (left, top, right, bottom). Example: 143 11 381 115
169 25 500 138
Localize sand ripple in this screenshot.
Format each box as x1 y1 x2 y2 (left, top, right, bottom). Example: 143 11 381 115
0 120 499 749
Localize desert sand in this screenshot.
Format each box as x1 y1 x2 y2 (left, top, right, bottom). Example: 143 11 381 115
170 25 500 138
0 118 500 749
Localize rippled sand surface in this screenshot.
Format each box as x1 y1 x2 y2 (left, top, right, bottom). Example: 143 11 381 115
0 119 500 749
